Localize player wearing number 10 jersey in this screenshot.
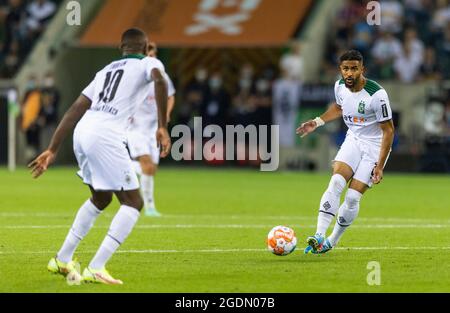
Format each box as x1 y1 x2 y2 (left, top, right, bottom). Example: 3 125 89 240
296 50 395 254
29 28 171 284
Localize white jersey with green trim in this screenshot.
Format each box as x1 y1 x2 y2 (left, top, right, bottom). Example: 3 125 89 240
77 54 165 137
128 74 176 134
334 78 392 145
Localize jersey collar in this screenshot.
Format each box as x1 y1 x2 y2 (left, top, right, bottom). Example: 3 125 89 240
121 54 146 60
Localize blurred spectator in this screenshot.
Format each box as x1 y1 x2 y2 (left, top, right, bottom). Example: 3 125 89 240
231 63 256 126
272 71 301 148
182 67 209 127
38 72 59 149
2 0 25 56
431 0 450 33
394 40 422 83
239 63 255 89
379 0 404 34
404 28 424 63
404 0 424 21
20 75 41 161
279 41 304 81
436 21 450 79
351 16 375 60
0 0 59 78
420 47 441 80
201 72 230 128
333 0 365 46
1 38 19 76
405 0 433 41
371 31 402 79
253 76 272 127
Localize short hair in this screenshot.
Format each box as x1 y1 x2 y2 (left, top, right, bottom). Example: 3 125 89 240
339 50 364 64
121 28 147 52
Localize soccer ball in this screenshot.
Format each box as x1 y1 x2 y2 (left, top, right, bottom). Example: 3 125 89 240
267 225 297 256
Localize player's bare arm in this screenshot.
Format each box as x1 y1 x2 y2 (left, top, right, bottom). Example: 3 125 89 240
296 102 342 138
372 119 395 184
28 95 92 178
151 67 171 157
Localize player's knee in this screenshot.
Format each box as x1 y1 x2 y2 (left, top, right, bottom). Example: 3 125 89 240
345 189 362 208
123 195 144 211
328 174 347 194
130 197 144 211
91 193 113 210
140 159 157 176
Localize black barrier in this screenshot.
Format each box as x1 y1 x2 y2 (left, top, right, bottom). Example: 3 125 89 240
0 293 448 311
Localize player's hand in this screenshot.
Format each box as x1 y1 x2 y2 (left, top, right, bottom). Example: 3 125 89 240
296 120 317 138
371 164 383 184
28 150 56 179
156 127 171 158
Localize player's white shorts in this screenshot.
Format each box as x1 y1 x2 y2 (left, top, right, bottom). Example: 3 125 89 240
334 133 389 187
127 130 160 164
73 128 139 191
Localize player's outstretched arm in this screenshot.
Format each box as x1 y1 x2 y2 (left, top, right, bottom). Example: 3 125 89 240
151 68 171 158
372 119 395 184
28 95 91 178
296 102 342 138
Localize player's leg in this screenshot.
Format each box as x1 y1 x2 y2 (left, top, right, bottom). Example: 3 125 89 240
84 189 143 285
327 179 368 249
138 154 161 217
316 161 353 236
325 144 386 251
49 186 112 276
305 161 353 253
305 135 362 253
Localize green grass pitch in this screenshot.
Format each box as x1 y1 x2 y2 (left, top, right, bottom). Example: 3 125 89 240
0 167 449 292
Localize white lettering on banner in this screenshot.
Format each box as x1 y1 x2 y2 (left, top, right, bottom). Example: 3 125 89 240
185 0 261 36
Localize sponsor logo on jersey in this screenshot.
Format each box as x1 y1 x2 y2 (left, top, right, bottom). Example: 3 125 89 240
343 115 366 124
358 100 365 114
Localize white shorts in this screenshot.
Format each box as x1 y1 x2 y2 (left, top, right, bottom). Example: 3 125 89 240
73 128 139 191
334 133 389 187
127 130 160 164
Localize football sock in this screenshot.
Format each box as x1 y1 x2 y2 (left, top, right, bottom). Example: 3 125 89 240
89 205 140 270
328 188 362 247
316 174 347 237
140 174 155 209
57 199 102 263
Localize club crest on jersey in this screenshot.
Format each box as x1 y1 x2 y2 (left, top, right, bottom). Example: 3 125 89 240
358 100 365 114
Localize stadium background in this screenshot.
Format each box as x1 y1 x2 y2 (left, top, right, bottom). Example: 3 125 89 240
0 0 450 294
0 0 449 173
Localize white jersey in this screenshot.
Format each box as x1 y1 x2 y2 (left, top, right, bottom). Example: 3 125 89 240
128 74 176 134
334 78 392 145
77 54 165 138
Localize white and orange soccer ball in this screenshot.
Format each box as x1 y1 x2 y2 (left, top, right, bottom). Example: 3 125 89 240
267 225 297 256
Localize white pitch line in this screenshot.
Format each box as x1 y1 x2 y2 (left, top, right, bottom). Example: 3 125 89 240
1 247 450 255
1 224 450 229
1 212 449 224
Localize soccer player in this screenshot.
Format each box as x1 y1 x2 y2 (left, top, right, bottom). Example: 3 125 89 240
28 28 171 284
296 50 394 254
127 41 176 217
